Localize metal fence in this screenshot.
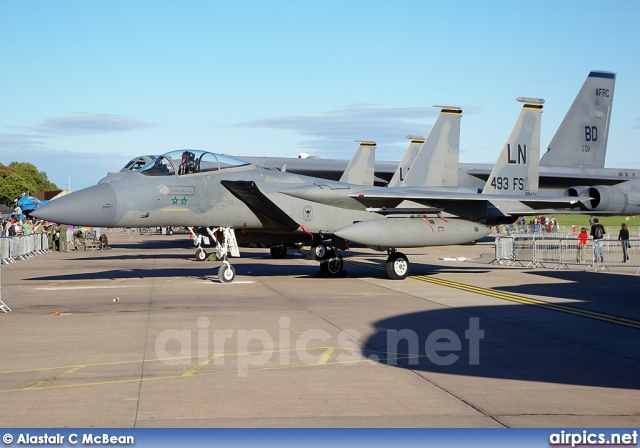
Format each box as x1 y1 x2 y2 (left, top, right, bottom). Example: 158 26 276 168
0 233 54 264
493 234 640 273
495 224 640 238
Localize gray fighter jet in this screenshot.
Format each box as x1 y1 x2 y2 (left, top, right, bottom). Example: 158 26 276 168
32 97 581 282
32 150 495 281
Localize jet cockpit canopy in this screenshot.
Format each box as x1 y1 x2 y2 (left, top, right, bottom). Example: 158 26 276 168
139 150 250 177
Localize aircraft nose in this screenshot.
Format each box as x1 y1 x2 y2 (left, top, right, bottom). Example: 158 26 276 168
31 183 118 227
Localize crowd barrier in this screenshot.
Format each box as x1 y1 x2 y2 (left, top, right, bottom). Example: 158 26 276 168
493 234 640 273
0 232 57 264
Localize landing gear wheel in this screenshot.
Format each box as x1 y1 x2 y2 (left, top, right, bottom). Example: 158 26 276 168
195 248 207 261
386 252 409 280
167 227 174 235
320 251 344 277
311 242 327 260
270 244 288 259
218 263 236 283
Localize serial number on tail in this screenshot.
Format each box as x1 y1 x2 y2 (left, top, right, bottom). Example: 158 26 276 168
489 177 525 191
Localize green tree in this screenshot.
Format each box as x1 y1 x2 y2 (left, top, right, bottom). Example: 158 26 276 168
8 162 58 193
0 162 60 206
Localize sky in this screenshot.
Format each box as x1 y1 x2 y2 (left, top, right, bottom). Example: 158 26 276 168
1 1 639 192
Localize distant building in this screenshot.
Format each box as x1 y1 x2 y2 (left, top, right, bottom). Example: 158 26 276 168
35 190 70 202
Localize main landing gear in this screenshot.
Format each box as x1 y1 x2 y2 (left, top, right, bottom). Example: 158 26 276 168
305 242 343 277
185 228 356 282
269 240 344 277
319 248 345 277
269 244 288 259
386 250 409 280
310 242 327 260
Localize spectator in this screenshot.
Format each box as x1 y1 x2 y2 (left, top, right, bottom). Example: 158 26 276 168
577 227 588 263
590 218 606 264
22 219 32 235
618 223 630 263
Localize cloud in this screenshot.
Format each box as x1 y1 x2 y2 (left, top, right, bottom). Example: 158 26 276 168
0 132 47 150
237 107 440 158
1 114 156 152
35 113 155 136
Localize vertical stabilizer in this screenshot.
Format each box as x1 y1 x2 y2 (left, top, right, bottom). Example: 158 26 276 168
387 136 425 187
339 141 376 185
400 106 462 187
540 70 615 168
483 98 543 195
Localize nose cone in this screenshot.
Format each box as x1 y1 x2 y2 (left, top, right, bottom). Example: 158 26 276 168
31 183 118 227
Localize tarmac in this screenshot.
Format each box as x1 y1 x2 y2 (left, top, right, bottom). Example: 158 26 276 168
0 230 639 428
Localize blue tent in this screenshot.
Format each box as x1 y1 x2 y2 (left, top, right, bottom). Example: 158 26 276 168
17 196 42 213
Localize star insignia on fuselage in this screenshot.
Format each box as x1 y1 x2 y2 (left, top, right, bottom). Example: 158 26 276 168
181 197 188 205
172 197 178 205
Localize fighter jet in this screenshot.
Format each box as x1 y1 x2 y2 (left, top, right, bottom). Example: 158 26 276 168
32 150 494 282
32 97 580 282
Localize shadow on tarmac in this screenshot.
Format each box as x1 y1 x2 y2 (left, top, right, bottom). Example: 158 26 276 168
361 306 640 390
22 237 640 390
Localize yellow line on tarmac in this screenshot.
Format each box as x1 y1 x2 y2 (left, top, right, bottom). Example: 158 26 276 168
316 347 334 365
24 365 87 390
344 258 640 329
0 356 195 375
181 354 222 377
412 275 640 329
0 348 430 394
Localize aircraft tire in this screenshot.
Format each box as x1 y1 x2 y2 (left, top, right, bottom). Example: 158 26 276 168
320 251 343 277
311 243 327 260
195 248 207 262
218 264 236 283
386 252 409 280
270 244 288 259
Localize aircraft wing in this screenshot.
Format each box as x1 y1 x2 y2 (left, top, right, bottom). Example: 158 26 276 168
467 168 636 186
350 187 583 211
220 180 300 231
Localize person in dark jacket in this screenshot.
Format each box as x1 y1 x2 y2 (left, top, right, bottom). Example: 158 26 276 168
590 218 606 263
618 223 630 262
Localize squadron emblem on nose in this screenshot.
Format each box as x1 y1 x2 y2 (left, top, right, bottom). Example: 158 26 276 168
303 205 313 222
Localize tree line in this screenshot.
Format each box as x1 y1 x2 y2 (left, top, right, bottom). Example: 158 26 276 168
0 162 60 206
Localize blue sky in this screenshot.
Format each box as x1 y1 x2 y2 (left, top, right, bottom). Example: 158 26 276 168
1 1 639 192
